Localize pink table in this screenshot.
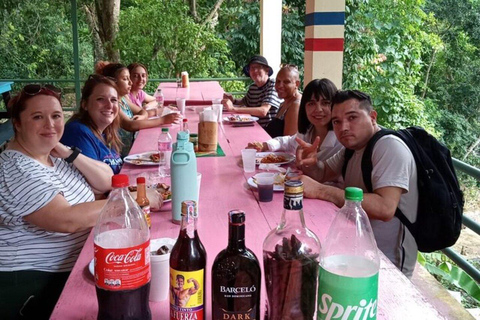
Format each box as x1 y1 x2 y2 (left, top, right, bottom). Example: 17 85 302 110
51 109 446 319
159 81 225 106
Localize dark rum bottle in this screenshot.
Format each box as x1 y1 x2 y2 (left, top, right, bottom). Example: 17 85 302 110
212 210 261 320
169 200 206 320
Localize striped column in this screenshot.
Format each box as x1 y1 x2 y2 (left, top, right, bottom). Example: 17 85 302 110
304 0 345 89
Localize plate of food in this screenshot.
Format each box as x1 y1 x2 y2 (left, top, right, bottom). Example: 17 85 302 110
223 115 259 124
247 173 286 192
124 151 162 166
129 183 172 203
255 152 295 166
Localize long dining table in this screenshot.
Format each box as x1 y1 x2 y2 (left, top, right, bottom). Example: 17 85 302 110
158 81 225 106
51 103 447 319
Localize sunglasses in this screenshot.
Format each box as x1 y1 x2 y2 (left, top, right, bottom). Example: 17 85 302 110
87 74 117 83
22 84 62 99
280 63 298 70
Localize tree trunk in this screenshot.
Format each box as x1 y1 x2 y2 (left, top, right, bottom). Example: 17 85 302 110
189 0 198 21
82 4 105 62
202 0 225 27
463 136 480 160
96 0 120 62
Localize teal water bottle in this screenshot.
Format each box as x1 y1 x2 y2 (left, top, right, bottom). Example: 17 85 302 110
171 131 198 224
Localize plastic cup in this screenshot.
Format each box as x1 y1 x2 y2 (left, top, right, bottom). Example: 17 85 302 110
241 149 257 173
212 98 222 105
212 104 223 122
149 238 176 301
255 172 275 202
176 98 186 115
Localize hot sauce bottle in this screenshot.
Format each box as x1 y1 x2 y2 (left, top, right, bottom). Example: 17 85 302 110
136 177 151 228
169 200 206 320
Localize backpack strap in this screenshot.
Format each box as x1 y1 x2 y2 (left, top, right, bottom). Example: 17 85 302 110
342 149 354 178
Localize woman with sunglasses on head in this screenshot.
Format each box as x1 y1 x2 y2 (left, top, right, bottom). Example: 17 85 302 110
61 75 123 174
264 64 302 138
95 61 181 155
0 85 113 319
127 62 157 110
247 78 343 161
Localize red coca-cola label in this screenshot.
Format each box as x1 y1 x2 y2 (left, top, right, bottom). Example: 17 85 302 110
94 240 151 291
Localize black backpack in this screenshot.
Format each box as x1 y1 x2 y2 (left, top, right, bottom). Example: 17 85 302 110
342 126 464 252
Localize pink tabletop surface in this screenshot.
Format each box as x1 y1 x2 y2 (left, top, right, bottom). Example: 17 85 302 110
51 107 445 319
158 81 224 106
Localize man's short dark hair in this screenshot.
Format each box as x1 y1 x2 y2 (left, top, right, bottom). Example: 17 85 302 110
331 90 373 112
176 274 185 281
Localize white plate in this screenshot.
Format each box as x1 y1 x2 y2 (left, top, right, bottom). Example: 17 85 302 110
255 152 295 166
247 177 284 192
124 151 160 166
223 116 259 124
89 258 94 276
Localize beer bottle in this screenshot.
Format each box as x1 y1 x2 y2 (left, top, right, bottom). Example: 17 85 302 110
317 187 380 320
136 177 151 228
169 200 206 320
212 210 261 319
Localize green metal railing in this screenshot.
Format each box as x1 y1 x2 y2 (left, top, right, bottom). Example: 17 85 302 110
444 158 480 283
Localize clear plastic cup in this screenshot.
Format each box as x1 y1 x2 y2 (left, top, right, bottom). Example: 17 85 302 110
241 149 257 173
176 98 186 115
255 172 275 202
149 238 176 301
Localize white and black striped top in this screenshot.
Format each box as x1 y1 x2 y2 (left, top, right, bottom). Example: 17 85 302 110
0 150 95 272
240 78 282 127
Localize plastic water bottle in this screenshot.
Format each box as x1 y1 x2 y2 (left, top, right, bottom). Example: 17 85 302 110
154 88 164 109
94 174 151 320
317 187 380 320
182 118 189 134
158 128 172 177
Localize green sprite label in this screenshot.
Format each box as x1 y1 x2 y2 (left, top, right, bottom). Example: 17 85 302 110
317 255 378 320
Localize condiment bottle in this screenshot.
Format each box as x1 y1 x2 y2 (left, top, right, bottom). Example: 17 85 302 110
318 187 380 320
212 210 261 319
136 177 151 228
181 71 189 88
263 180 321 320
169 200 206 320
94 174 151 320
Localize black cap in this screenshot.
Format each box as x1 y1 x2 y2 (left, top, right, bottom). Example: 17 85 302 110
243 55 274 77
229 210 245 224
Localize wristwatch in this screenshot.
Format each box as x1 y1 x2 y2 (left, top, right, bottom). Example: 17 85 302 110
65 146 81 163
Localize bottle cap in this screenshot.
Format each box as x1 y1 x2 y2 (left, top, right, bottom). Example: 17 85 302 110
136 177 146 184
228 210 245 225
284 180 303 194
181 200 198 217
162 128 169 133
112 174 129 188
183 118 188 123
345 187 363 201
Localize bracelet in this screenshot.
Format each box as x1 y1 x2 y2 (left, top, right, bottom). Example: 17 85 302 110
65 146 81 163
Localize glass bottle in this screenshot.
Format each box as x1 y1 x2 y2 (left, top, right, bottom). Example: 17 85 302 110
94 174 151 320
169 200 206 320
136 176 151 229
212 210 261 320
317 187 380 320
182 118 189 134
263 180 321 320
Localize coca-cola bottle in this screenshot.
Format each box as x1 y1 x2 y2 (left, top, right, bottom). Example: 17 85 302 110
94 174 151 320
169 200 206 320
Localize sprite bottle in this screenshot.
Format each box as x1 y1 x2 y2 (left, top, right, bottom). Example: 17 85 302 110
317 187 380 320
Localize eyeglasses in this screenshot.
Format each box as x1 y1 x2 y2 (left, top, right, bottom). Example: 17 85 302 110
22 84 62 99
280 63 298 70
87 74 117 83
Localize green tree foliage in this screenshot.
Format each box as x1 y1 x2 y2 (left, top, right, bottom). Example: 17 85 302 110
116 0 236 80
343 0 437 131
0 1 93 80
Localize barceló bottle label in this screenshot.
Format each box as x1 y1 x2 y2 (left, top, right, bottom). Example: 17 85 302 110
170 268 204 320
94 240 151 291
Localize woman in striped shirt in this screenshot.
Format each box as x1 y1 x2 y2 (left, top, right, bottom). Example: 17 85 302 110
0 85 113 319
